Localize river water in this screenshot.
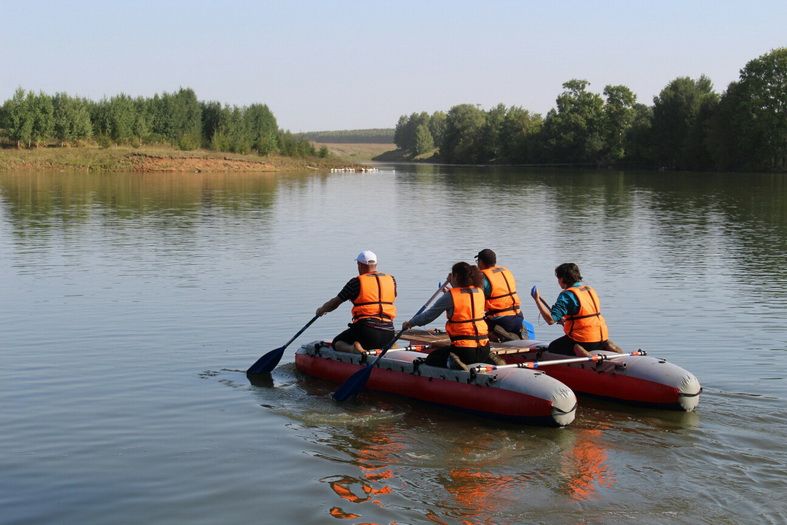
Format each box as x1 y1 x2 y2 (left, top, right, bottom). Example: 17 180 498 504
1 166 785 524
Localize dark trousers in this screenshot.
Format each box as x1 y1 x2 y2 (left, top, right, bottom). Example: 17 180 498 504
547 335 607 355
424 344 494 368
333 321 394 350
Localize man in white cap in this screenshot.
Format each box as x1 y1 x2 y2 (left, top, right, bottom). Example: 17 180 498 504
316 250 398 354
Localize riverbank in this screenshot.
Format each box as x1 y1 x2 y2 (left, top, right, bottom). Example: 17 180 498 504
0 145 349 173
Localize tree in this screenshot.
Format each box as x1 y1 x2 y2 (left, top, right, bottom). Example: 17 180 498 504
3 88 33 148
651 75 718 169
245 103 278 154
29 91 54 147
601 84 637 164
441 104 486 163
716 48 787 171
52 93 92 144
479 103 507 163
201 101 223 148
413 123 434 155
170 88 202 150
428 111 447 148
500 106 543 163
393 115 408 150
624 103 654 166
541 80 605 164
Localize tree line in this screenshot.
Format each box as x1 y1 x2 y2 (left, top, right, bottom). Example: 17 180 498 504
0 87 324 158
298 129 395 144
394 48 786 172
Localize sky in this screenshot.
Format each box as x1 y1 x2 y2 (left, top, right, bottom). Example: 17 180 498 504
2 1 785 132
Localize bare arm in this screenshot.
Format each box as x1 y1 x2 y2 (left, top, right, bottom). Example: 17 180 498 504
532 289 557 325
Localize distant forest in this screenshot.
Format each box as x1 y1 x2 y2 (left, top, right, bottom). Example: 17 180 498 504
393 48 786 172
0 88 326 158
298 129 394 144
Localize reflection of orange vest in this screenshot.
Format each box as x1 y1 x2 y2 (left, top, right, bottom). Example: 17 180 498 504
563 285 608 342
352 273 397 322
481 266 521 317
446 287 489 347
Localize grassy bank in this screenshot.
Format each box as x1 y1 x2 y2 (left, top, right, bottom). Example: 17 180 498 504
0 144 348 173
317 142 397 162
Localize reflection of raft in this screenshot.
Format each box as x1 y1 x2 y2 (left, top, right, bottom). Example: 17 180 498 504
295 341 577 426
403 330 702 411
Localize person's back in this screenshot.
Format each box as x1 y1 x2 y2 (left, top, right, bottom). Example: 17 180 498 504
475 248 524 341
531 262 622 357
316 250 397 354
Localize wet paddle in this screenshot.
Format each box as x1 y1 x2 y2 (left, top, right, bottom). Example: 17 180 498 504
333 281 448 402
247 315 319 375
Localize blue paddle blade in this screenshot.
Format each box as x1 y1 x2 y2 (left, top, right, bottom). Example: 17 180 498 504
523 319 536 339
246 346 285 375
332 365 373 401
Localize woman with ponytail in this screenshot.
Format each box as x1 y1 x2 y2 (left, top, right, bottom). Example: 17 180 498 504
403 262 503 369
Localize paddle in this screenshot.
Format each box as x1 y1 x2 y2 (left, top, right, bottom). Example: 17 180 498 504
246 315 319 375
474 350 646 373
333 281 448 402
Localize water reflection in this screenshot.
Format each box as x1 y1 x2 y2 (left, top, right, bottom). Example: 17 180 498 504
0 171 285 235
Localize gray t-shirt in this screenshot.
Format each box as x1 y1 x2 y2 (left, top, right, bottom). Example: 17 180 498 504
409 292 452 327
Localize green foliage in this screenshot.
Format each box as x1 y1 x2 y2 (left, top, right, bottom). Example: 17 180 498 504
0 86 319 159
277 130 316 157
541 79 605 164
441 104 486 163
413 123 434 155
246 104 278 154
651 75 718 169
29 91 55 147
3 88 33 147
500 106 543 163
709 48 787 171
53 93 92 144
428 112 447 147
601 85 637 163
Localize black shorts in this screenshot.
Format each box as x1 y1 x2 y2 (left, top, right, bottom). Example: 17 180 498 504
332 320 394 350
547 335 607 356
424 344 494 368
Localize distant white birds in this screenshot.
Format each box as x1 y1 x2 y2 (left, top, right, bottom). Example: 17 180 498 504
330 167 391 174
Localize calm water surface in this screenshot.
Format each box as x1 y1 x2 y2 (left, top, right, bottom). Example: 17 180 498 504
1 166 785 524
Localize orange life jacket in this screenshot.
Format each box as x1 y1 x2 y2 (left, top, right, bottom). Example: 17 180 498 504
562 285 608 343
481 266 521 318
351 272 397 322
446 286 489 347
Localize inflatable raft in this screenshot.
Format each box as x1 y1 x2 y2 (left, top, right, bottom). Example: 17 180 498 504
295 341 577 426
402 330 702 411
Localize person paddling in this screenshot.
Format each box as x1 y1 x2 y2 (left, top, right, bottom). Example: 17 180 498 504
316 250 397 355
531 263 623 357
402 262 504 370
475 248 525 341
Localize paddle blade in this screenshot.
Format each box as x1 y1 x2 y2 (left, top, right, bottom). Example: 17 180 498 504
523 319 536 339
246 346 285 375
332 365 373 402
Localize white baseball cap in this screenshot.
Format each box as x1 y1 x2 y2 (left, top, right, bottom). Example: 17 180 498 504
356 250 377 265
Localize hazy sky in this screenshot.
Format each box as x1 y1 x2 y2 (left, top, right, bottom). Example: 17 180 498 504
2 1 785 132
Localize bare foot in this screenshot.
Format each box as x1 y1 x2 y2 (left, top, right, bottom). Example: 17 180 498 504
573 344 592 358
449 352 470 371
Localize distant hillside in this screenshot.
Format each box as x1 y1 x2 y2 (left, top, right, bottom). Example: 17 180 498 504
298 128 394 144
